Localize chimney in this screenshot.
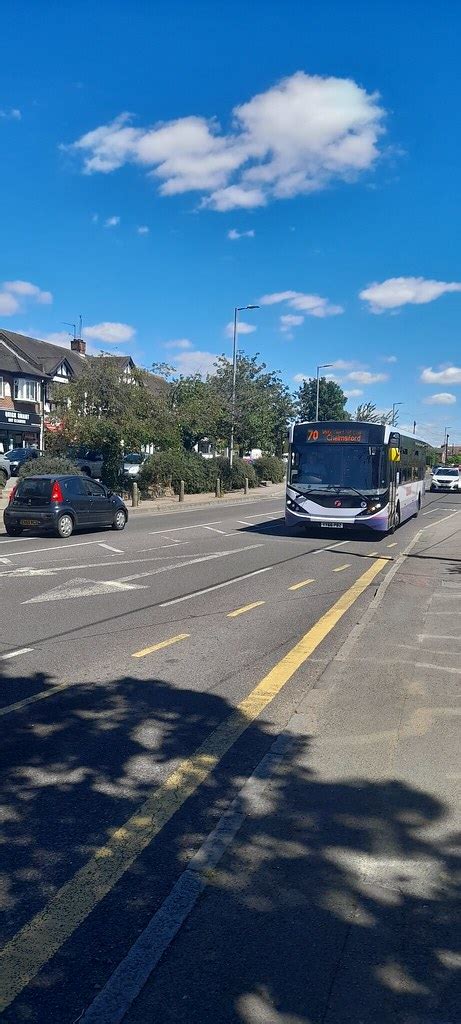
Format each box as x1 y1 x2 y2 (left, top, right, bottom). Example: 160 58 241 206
71 338 86 355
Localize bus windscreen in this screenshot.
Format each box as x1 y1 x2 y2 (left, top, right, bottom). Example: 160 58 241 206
290 442 388 496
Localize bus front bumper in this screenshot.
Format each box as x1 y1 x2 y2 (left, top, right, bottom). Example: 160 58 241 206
285 506 389 532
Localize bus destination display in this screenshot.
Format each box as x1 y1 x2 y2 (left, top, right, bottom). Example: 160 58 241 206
304 428 366 444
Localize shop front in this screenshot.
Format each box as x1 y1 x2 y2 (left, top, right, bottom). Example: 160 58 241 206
0 409 41 452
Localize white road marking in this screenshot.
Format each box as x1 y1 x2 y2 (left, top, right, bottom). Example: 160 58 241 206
313 540 349 554
160 566 273 607
1 647 33 660
0 538 113 557
242 510 284 519
24 578 148 605
119 544 264 584
419 633 461 641
202 526 227 534
0 557 12 564
422 508 443 516
99 543 124 554
149 521 222 535
236 520 253 526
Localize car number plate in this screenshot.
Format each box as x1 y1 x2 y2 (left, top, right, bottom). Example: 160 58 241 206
20 519 39 526
320 521 343 529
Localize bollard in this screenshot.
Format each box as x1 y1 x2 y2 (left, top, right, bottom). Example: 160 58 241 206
244 477 249 495
132 482 139 507
179 479 185 502
215 477 221 498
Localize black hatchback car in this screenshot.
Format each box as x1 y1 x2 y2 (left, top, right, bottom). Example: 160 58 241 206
4 475 128 538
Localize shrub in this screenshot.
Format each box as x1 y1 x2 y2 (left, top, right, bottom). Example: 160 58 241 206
252 455 286 483
139 450 211 495
214 456 257 491
19 455 82 477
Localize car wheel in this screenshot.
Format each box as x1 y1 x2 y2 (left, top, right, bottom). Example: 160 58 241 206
0 470 7 489
56 513 74 538
430 485 435 492
112 509 127 531
5 523 22 536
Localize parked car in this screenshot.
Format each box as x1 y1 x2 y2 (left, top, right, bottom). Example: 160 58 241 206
430 466 461 492
4 447 41 476
121 452 148 478
66 447 104 479
4 474 128 538
0 453 11 488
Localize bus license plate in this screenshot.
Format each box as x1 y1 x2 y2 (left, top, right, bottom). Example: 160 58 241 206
320 522 343 529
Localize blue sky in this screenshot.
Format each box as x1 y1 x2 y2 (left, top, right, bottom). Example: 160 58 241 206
1 0 461 444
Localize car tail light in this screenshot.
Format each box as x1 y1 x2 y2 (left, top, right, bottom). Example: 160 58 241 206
51 480 64 503
8 485 17 504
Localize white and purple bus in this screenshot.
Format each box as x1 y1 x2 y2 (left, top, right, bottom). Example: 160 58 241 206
286 421 433 534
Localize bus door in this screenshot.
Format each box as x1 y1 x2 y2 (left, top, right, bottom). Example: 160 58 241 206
388 432 401 528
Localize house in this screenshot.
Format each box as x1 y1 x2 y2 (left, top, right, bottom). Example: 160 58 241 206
0 328 166 453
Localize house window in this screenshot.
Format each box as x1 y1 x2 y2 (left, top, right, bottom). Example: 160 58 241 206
14 378 40 402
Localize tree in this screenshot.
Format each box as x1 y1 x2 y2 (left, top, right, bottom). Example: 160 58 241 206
48 356 179 484
295 377 350 422
355 402 393 424
210 352 294 456
169 374 221 451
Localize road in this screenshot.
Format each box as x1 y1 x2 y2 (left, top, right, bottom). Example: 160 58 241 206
0 490 460 1023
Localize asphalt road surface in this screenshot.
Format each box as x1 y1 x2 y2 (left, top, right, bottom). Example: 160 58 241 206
0 490 460 1023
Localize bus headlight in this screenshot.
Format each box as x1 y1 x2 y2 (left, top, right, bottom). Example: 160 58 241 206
367 501 382 514
287 498 305 513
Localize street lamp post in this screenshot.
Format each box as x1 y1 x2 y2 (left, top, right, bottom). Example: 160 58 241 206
315 363 333 421
392 402 403 427
229 304 259 468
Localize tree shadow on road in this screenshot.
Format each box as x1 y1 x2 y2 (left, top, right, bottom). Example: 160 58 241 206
0 664 459 1024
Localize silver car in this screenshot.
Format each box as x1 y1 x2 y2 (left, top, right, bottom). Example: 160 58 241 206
430 467 460 492
122 452 148 478
0 454 11 489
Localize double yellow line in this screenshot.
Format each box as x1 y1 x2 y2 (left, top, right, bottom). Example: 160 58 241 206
0 557 386 1012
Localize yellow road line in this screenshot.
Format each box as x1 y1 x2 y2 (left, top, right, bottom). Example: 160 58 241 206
0 557 386 1012
132 633 190 658
227 600 265 618
289 578 315 591
333 564 350 572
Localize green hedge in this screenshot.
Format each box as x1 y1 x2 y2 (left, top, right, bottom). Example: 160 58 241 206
139 450 211 495
19 455 82 477
138 452 259 495
252 455 286 483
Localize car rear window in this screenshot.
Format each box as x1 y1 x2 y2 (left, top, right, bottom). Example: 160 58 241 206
17 478 52 499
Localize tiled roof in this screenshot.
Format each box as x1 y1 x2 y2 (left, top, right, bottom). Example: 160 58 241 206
0 329 85 378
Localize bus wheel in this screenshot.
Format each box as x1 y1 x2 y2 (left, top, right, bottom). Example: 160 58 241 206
390 504 401 534
414 495 421 518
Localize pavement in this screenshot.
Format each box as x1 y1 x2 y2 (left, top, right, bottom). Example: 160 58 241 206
0 490 460 1023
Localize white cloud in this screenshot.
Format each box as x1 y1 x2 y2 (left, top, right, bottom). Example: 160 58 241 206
137 225 149 234
346 370 388 384
423 392 456 405
225 320 257 337
68 71 385 211
360 276 461 313
3 280 52 304
421 366 461 385
382 354 397 363
41 331 72 346
0 292 19 315
173 349 218 377
227 228 255 240
259 289 343 318
163 338 193 350
0 108 21 121
280 314 304 333
330 359 361 370
104 215 120 228
0 279 52 316
344 388 364 398
84 321 135 344
293 373 310 384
